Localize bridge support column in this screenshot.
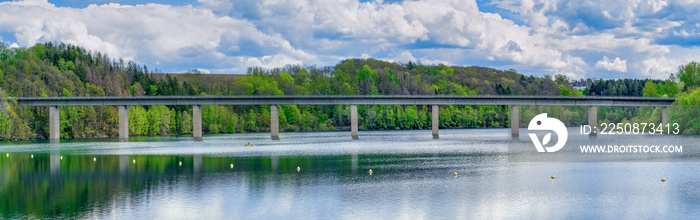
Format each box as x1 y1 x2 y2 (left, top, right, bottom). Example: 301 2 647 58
118 106 129 141
193 105 202 141
511 105 519 136
662 107 669 129
271 105 279 140
589 106 598 135
49 106 60 141
351 105 358 139
432 105 439 138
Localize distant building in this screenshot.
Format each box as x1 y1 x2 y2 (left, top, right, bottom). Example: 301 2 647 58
572 82 587 90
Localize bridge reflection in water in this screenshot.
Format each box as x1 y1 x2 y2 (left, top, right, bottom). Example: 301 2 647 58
5 151 368 218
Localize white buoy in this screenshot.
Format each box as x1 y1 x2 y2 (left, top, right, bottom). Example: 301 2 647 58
5 153 8 157
60 156 63 160
179 161 182 166
133 159 136 164
297 166 301 172
230 164 234 169
31 154 34 158
93 157 96 162
369 169 373 175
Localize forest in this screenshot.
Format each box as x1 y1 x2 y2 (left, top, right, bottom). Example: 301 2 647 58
0 42 699 140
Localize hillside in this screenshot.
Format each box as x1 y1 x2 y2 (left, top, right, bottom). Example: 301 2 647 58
0 43 682 140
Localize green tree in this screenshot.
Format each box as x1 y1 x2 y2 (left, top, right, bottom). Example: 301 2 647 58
147 106 165 135
559 85 582 96
674 61 700 91
658 80 679 97
642 80 658 97
181 111 192 134
670 88 700 134
236 74 284 95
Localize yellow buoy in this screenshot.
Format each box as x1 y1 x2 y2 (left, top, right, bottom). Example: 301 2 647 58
454 172 458 177
230 164 234 169
661 178 666 182
551 175 555 179
253 145 256 146
369 169 373 175
31 154 33 158
133 159 136 164
297 166 301 172
245 142 251 146
94 157 97 161
179 161 182 166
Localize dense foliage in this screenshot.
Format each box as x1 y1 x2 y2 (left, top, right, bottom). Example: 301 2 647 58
0 43 692 140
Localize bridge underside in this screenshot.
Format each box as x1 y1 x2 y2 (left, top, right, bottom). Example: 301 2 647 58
42 104 671 141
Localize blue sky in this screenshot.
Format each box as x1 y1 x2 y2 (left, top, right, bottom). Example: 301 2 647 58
1 0 699 79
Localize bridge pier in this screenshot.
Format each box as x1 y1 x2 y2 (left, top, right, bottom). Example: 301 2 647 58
511 105 519 136
271 105 279 140
118 105 129 141
193 105 202 141
49 106 60 141
589 106 598 135
351 105 358 139
432 105 439 138
662 107 669 128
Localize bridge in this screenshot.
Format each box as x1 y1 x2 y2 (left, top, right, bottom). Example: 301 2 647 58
13 95 676 141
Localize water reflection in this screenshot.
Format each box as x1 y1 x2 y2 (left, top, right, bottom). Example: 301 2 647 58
50 149 60 177
0 129 698 219
351 153 358 175
271 155 279 173
119 155 129 176
193 155 203 175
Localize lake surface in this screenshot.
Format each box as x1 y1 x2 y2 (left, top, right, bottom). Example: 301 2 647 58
1 128 699 219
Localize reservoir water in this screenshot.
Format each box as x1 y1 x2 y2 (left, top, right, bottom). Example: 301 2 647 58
1 128 699 219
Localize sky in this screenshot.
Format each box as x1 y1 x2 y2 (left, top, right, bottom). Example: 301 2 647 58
0 0 699 79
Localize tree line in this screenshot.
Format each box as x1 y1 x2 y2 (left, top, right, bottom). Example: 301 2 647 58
1 42 699 140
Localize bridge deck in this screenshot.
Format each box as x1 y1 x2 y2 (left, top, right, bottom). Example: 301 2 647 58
14 95 676 107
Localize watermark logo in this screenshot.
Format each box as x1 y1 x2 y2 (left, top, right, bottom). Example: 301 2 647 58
528 113 568 152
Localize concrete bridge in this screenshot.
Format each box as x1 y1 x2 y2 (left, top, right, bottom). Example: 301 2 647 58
14 95 676 141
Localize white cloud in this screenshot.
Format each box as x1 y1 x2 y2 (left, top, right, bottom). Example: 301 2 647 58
595 56 628 72
385 50 449 66
0 0 326 73
639 57 677 79
0 0 695 79
195 68 211 74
